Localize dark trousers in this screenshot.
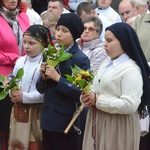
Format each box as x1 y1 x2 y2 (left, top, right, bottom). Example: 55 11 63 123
42 130 79 150
0 94 13 150
0 130 9 150
139 127 150 150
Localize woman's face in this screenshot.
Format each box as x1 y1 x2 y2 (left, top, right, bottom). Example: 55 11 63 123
2 0 18 10
104 30 125 60
81 22 99 42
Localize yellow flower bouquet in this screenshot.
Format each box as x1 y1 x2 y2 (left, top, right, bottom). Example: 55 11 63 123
0 68 24 100
64 65 94 134
65 65 94 93
41 44 72 67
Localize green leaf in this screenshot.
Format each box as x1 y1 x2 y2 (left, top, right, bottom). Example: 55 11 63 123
41 44 47 59
71 65 80 74
59 46 65 56
0 74 5 83
48 44 54 56
65 74 74 82
47 60 59 67
8 77 16 89
0 90 8 100
77 79 87 89
16 68 24 79
40 44 44 51
0 85 5 88
11 86 19 90
56 53 72 62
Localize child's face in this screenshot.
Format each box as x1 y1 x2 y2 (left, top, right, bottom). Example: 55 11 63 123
104 30 125 60
55 25 74 49
23 35 42 58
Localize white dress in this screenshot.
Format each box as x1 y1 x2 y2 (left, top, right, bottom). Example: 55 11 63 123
9 53 43 150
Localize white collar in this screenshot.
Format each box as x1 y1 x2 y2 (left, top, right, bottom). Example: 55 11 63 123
108 53 130 68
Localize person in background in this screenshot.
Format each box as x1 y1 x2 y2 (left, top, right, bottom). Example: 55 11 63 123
95 0 122 24
31 0 48 15
19 0 43 25
126 15 137 25
133 13 150 62
118 0 138 22
80 22 150 150
77 16 108 74
36 13 90 150
132 12 150 150
9 25 53 150
76 2 112 41
133 0 149 15
68 0 96 12
41 0 70 16
148 0 150 10
110 0 122 13
62 0 71 11
41 11 59 47
0 0 30 149
41 11 59 37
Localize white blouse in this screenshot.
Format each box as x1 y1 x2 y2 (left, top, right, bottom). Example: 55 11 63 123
13 53 43 104
92 54 143 114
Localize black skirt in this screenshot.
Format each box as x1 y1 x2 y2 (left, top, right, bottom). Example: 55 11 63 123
0 94 13 130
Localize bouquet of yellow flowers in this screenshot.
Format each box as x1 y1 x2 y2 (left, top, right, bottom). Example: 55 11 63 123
65 65 94 93
64 65 94 134
0 68 24 100
41 44 72 67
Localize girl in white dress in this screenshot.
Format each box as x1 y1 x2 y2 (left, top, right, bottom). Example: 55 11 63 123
80 22 150 150
9 25 53 150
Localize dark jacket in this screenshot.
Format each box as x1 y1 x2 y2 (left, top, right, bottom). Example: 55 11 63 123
36 43 90 133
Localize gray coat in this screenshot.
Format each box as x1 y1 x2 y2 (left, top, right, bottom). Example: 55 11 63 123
77 38 108 74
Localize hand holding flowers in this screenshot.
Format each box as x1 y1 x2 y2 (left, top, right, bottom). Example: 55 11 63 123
40 44 72 80
64 65 94 134
45 65 61 82
0 68 24 100
10 89 23 103
80 92 97 107
41 44 72 67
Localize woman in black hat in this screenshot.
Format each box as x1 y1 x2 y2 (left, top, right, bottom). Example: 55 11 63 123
80 22 150 150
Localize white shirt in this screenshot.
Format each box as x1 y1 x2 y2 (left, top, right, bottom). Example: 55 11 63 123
95 6 122 24
98 13 112 41
104 53 130 73
26 8 43 25
13 53 43 103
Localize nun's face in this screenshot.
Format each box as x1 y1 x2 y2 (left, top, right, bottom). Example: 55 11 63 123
2 0 18 10
104 30 125 60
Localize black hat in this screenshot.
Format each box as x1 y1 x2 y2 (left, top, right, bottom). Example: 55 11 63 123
56 13 84 41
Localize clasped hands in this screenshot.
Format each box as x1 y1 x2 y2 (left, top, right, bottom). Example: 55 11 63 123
80 92 98 107
40 62 60 82
10 89 23 103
